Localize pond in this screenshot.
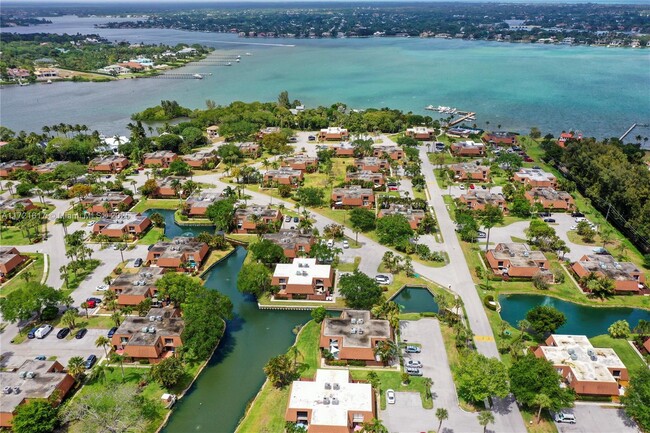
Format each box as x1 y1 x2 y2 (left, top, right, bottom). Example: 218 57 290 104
161 246 311 433
391 286 439 314
143 208 214 238
498 294 650 337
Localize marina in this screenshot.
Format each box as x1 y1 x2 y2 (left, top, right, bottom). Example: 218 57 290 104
426 105 477 125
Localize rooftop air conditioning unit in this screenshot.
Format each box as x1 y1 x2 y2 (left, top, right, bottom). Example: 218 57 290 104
149 316 156 322
19 371 27 379
333 383 340 390
358 319 364 324
149 327 156 334
157 316 163 321
12 387 20 394
590 355 598 361
323 397 330 405
26 372 35 379
332 398 339 405
350 328 357 334
302 271 308 276
142 327 149 333
570 353 578 361
351 318 357 324
3 386 12 394
298 263 303 268
358 329 364 334
324 382 331 390
296 271 302 276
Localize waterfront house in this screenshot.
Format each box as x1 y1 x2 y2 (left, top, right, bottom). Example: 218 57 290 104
345 170 385 188
81 192 134 214
0 198 37 213
513 168 557 189
450 162 490 181
0 360 75 428
571 254 646 295
185 193 224 217
0 160 32 177
285 369 375 433
372 144 404 160
378 204 426 230
534 334 628 397
0 247 28 282
33 161 66 174
262 229 316 258
109 267 165 306
155 177 187 198
485 243 549 278
34 68 58 80
459 191 507 213
525 187 575 211
558 131 583 148
6 68 30 80
237 142 261 158
331 186 375 209
91 212 151 239
450 140 485 156
333 141 355 157
354 157 389 173
206 125 220 140
263 168 303 187
482 131 518 145
282 155 318 172
88 155 129 173
272 258 334 300
405 126 435 140
181 150 218 168
234 205 283 234
111 307 184 364
118 61 145 72
101 64 130 75
143 151 178 168
319 127 349 141
146 237 209 269
320 310 393 366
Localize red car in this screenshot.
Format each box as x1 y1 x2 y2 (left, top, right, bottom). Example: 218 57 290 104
86 300 96 308
469 184 475 189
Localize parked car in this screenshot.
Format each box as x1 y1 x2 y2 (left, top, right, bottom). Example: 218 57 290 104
87 297 102 304
285 216 292 222
56 328 70 339
459 184 465 190
84 354 97 369
308 135 316 141
342 240 349 249
112 244 119 250
553 412 576 424
575 217 587 223
35 355 47 361
539 212 551 218
96 285 108 291
543 218 556 223
571 211 585 218
386 389 396 404
532 165 541 170
107 327 118 338
35 325 53 339
406 367 423 376
477 231 487 238
133 258 143 267
469 184 475 189
481 185 487 189
293 216 299 223
405 359 423 368
86 300 97 309
524 157 534 162
27 327 38 339
375 275 390 285
289 137 298 143
75 328 88 339
404 345 421 353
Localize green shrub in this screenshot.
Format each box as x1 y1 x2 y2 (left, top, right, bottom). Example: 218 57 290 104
40 306 58 321
483 295 497 310
347 360 366 367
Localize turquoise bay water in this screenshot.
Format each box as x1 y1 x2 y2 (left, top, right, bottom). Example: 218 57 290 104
498 294 650 337
0 17 648 140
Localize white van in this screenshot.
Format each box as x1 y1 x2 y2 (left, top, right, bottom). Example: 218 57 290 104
554 412 576 424
35 325 53 339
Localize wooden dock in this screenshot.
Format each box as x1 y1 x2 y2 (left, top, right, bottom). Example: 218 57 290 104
448 112 476 127
151 73 211 80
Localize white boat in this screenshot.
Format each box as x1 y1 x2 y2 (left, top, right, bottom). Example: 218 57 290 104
425 105 435 110
193 74 203 79
46 80 53 84
225 62 232 66
236 59 240 63
245 52 252 56
236 55 241 59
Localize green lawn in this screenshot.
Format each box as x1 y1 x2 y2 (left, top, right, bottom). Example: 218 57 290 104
350 370 434 410
0 226 34 245
336 256 361 272
295 320 322 379
589 334 647 374
131 199 180 213
0 253 45 297
137 227 167 245
62 259 101 293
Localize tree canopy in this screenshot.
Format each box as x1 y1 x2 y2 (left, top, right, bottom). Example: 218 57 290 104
375 214 413 245
525 305 567 336
338 270 383 310
237 262 273 298
11 400 59 433
622 368 650 431
0 283 63 323
455 352 510 403
509 354 575 411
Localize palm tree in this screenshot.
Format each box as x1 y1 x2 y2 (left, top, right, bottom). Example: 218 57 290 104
59 265 69 289
478 410 495 433
435 407 449 432
366 371 381 392
111 310 123 326
67 356 86 381
373 340 400 366
81 301 90 319
95 335 110 358
61 309 78 330
360 418 388 433
533 393 552 424
517 319 530 340
110 353 126 381
422 376 433 400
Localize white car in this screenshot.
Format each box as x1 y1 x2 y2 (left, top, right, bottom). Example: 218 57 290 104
342 240 349 249
326 239 334 248
386 389 396 404
405 359 423 368
96 285 108 291
575 217 587 223
459 184 465 190
569 225 577 231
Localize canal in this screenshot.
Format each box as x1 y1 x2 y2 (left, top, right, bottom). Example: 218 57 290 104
499 294 650 337
150 214 311 433
143 208 213 238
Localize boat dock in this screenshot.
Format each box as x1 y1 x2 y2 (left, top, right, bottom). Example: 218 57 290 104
425 105 476 125
619 123 638 141
448 112 477 126
152 73 211 79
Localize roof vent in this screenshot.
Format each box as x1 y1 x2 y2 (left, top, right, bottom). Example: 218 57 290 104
570 353 578 361
590 355 598 361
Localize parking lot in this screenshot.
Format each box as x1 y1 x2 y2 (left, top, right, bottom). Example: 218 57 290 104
554 405 640 433
2 327 107 368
